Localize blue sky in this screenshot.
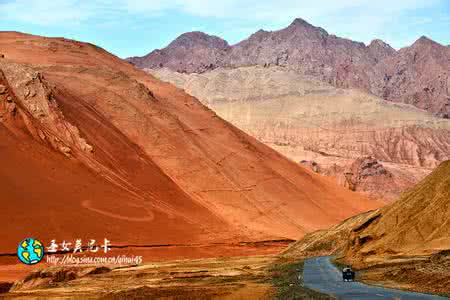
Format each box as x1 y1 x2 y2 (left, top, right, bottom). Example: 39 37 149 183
1 0 449 58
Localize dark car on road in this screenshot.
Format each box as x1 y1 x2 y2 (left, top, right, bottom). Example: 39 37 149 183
342 267 355 282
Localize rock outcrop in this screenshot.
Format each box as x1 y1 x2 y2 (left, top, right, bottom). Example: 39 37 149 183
0 62 93 159
343 157 390 191
340 157 407 201
299 160 320 173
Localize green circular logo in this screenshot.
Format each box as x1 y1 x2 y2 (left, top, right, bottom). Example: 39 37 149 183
17 238 45 265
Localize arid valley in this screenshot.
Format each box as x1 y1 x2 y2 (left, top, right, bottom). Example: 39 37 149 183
0 2 449 299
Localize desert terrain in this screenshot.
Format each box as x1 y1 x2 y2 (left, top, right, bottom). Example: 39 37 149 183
0 31 383 296
149 65 450 201
135 19 450 297
285 160 450 296
1 13 449 299
136 18 450 201
3 254 338 299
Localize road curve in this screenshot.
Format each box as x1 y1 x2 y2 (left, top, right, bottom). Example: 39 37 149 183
303 256 449 300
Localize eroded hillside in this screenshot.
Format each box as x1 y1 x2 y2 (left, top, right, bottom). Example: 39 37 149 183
0 32 381 259
284 161 450 295
149 66 450 200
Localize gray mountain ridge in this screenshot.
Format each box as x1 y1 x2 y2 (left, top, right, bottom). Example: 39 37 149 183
128 17 450 118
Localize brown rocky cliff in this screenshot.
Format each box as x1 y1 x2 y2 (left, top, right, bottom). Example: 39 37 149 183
341 157 405 201
371 36 450 118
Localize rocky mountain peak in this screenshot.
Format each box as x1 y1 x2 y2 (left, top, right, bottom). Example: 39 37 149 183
411 35 440 48
289 18 313 28
285 17 328 36
368 39 394 50
368 39 396 62
168 31 230 50
255 29 268 34
127 31 230 72
245 29 271 43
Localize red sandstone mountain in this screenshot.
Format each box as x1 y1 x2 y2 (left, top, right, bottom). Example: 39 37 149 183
130 18 450 117
0 32 381 257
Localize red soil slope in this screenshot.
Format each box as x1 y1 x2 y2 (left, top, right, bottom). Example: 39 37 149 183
0 32 381 256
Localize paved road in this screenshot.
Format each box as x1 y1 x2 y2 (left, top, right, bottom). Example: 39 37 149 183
302 256 449 300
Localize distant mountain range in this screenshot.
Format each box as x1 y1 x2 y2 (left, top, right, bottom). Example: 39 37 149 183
128 18 450 118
